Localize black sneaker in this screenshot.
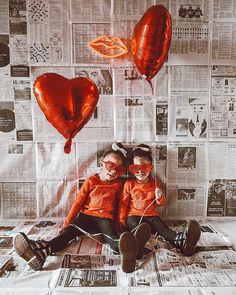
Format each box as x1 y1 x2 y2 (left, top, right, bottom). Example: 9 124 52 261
119 232 138 273
134 223 151 259
174 220 201 256
14 232 51 270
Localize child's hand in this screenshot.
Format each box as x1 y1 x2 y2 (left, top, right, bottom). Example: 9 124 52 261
155 187 162 201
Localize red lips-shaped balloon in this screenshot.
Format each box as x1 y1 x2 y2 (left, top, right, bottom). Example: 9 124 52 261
132 5 172 92
34 73 99 154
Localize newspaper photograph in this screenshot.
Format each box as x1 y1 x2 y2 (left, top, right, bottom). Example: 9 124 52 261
56 269 117 287
0 35 10 68
170 0 210 22
0 182 37 219
62 254 121 270
210 65 236 138
28 0 70 65
169 92 208 141
0 143 36 182
75 66 113 95
167 142 207 185
114 96 155 142
207 179 236 217
9 0 27 35
156 100 168 139
0 101 16 141
170 65 209 92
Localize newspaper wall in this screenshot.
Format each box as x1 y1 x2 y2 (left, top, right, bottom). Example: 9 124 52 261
0 0 236 223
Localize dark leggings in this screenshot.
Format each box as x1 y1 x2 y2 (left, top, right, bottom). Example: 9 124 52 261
49 213 119 253
126 215 177 242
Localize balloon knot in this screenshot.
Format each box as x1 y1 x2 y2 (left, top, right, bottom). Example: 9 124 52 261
64 138 72 154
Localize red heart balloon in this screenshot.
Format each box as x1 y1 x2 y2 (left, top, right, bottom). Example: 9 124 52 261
132 5 172 92
34 73 99 153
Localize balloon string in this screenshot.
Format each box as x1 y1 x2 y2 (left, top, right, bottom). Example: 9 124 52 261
64 138 72 154
147 79 154 95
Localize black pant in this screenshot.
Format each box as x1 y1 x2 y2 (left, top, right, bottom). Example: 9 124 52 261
49 213 119 253
126 215 177 242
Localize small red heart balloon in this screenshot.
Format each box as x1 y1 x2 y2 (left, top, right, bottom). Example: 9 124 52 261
34 73 99 154
132 5 172 92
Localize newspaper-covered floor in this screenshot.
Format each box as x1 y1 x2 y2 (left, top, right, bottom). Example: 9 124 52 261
0 219 236 294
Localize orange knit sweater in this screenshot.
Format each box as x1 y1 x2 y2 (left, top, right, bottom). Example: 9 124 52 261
64 174 122 227
119 177 166 225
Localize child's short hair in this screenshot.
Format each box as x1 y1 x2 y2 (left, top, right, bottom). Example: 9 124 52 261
130 144 152 163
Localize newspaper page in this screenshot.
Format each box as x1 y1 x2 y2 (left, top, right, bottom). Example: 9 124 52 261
114 67 151 96
213 0 236 22
113 0 159 20
207 220 236 250
167 142 207 185
75 97 114 142
212 23 236 64
0 0 9 34
14 101 33 141
169 92 208 141
0 182 37 219
0 143 36 182
37 180 78 218
37 143 76 180
76 142 100 179
9 35 28 65
169 21 209 65
128 249 236 287
210 65 236 138
71 0 111 23
170 65 209 92
74 66 113 96
129 288 199 295
56 269 118 287
28 0 70 65
0 69 11 101
114 96 155 142
72 23 111 64
166 184 206 218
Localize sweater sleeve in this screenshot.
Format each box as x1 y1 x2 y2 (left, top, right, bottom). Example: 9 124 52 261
118 181 131 225
63 177 91 227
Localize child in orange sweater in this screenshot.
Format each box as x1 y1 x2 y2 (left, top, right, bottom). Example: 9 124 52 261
119 144 201 257
14 144 146 273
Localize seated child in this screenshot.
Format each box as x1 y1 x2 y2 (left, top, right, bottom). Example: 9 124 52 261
119 144 201 265
14 144 149 273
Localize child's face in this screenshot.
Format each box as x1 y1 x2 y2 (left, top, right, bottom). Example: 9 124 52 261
131 156 152 183
101 153 125 181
